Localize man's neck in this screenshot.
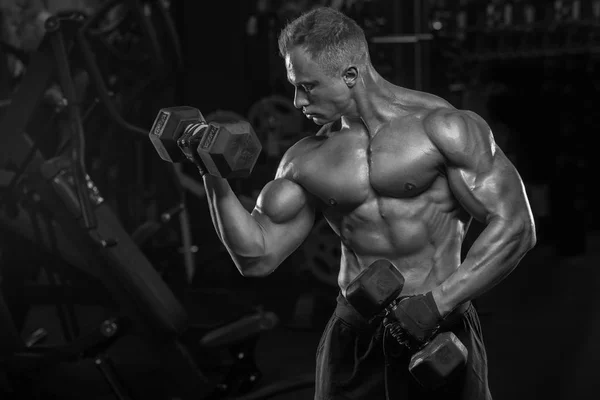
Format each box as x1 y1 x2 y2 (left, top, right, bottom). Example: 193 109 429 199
343 65 404 137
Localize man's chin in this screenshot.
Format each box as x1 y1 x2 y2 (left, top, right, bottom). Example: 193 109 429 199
309 115 329 125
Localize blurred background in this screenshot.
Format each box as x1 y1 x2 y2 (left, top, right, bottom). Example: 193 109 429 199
0 0 597 399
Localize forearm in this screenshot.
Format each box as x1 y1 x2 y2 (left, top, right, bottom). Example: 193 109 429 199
433 215 536 315
202 175 267 274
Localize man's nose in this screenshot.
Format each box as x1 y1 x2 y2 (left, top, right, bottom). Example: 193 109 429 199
293 88 309 109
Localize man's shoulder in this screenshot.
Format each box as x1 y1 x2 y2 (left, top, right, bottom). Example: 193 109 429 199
275 129 328 180
421 106 495 167
290 127 330 153
422 106 488 141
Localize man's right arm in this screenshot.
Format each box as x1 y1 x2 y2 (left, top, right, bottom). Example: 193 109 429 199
202 140 316 277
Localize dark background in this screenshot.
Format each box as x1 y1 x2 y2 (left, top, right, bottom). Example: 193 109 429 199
0 1 598 399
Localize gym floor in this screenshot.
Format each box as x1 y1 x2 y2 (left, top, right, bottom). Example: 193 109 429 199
10 230 600 400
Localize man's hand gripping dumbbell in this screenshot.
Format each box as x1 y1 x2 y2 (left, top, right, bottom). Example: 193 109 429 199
149 106 262 178
345 260 469 390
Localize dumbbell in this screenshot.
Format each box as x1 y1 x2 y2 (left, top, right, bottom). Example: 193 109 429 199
345 260 468 390
149 106 262 178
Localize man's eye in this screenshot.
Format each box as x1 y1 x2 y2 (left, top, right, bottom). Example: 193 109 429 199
302 85 314 92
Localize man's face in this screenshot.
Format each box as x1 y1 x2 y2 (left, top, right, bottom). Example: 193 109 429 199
285 46 352 125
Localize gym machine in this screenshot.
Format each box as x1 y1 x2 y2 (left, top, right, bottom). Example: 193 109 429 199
0 3 313 400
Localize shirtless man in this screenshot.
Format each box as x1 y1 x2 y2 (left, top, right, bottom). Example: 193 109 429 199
202 7 536 400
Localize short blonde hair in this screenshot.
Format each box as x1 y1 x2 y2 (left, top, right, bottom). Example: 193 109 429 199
278 7 369 77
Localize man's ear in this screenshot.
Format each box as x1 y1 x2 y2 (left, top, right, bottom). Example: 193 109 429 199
343 66 358 88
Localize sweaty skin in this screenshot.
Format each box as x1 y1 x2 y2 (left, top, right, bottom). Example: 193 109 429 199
203 47 536 317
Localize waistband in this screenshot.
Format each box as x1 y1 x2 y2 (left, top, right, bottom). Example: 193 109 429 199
334 292 471 332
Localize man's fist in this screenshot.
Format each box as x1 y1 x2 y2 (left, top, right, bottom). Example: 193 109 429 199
386 291 442 346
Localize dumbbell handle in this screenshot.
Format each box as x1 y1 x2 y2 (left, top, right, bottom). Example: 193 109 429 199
177 122 207 151
176 122 215 176
385 319 439 351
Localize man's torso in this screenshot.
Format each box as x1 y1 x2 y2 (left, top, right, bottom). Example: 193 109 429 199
287 92 471 296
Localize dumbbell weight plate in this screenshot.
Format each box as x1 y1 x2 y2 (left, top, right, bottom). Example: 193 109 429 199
409 331 468 390
149 106 205 163
195 120 262 179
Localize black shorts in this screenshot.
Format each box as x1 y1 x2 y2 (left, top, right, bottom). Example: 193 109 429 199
315 293 493 400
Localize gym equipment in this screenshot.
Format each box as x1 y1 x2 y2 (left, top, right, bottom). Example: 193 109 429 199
82 2 198 283
154 110 253 209
345 259 468 390
0 9 312 400
82 0 183 106
431 0 600 65
247 95 305 158
345 260 406 320
130 203 184 246
149 107 262 179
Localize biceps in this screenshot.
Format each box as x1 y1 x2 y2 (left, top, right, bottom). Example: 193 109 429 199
448 154 529 223
251 179 315 260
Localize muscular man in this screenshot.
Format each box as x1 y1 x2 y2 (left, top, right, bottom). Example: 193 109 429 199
202 7 536 399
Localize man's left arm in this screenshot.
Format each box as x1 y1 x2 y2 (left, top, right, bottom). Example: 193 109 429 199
425 108 537 316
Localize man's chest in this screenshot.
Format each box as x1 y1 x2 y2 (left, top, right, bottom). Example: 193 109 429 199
298 125 443 207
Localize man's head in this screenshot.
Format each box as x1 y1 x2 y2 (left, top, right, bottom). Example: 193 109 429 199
278 7 370 124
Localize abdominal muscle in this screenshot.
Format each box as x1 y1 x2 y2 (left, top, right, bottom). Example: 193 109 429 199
332 194 468 298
